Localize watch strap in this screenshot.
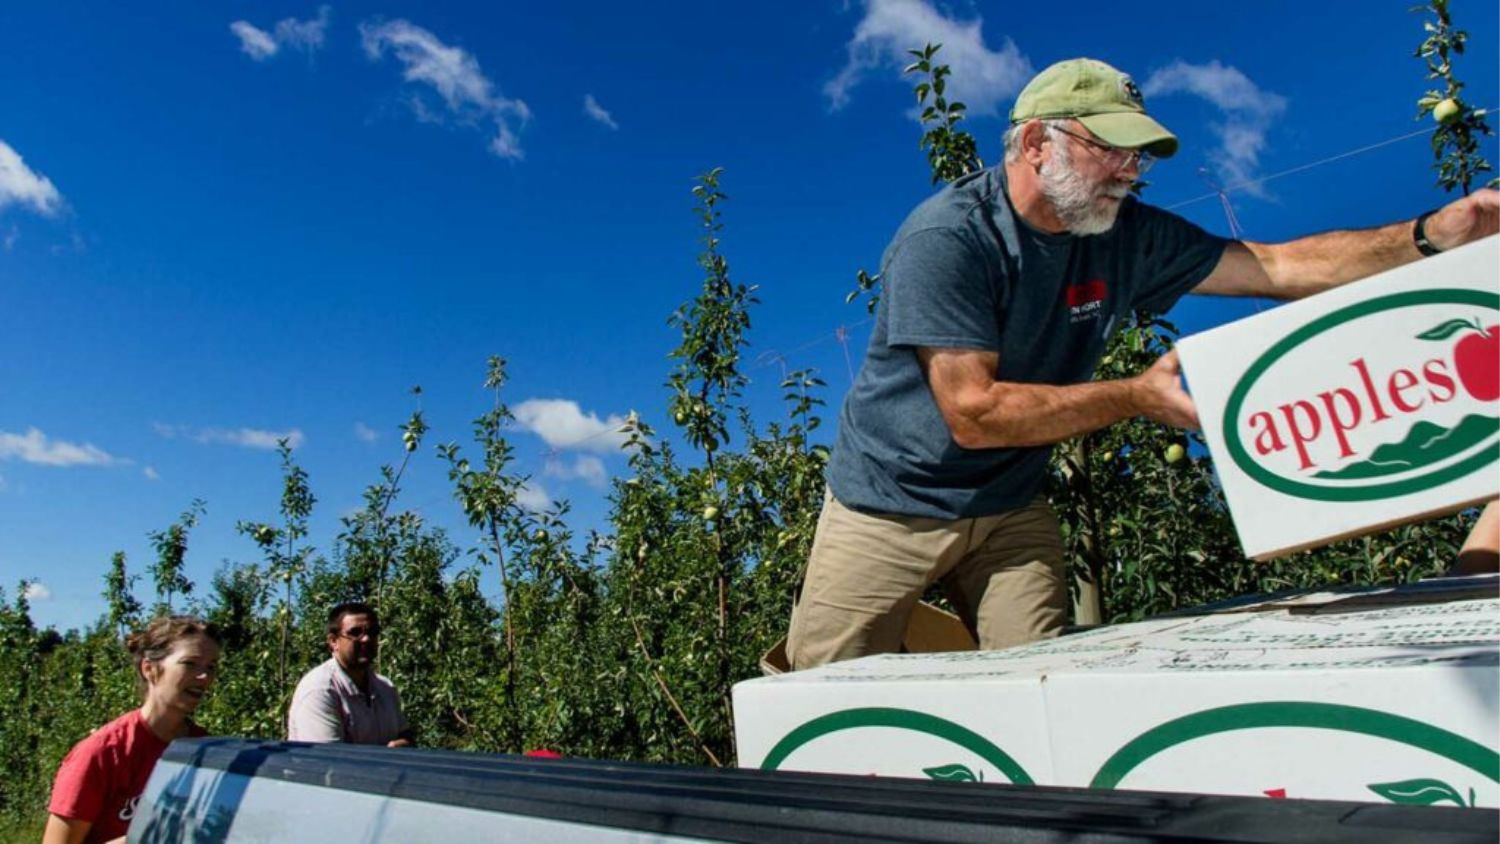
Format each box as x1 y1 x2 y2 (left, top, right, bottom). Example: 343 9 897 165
1413 209 1443 256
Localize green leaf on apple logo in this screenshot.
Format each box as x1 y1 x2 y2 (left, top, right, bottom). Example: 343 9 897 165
1367 777 1469 806
924 763 981 782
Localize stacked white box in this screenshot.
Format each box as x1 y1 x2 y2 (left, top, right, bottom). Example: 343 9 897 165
734 589 1498 806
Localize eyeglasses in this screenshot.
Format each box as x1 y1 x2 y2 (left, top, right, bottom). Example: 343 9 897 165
339 625 380 640
1051 126 1156 175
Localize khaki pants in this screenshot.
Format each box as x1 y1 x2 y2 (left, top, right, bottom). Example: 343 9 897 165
786 489 1066 670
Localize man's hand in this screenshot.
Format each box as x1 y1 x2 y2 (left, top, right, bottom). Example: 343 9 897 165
1130 350 1199 430
1425 188 1500 251
387 737 413 748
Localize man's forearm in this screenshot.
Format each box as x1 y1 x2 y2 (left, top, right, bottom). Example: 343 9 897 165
1203 190 1498 300
925 347 1194 449
1245 218 1418 299
948 378 1139 449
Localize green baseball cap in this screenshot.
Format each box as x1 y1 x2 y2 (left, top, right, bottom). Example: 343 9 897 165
1010 58 1178 158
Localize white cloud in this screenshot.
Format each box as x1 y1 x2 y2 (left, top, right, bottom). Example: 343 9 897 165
354 422 380 443
230 7 330 62
198 428 305 450
516 481 551 513
154 423 304 450
582 94 619 130
143 466 160 481
359 18 531 160
275 6 331 52
544 454 608 488
1142 60 1287 196
23 582 50 602
513 399 631 453
0 428 119 467
825 0 1033 118
230 21 279 60
0 140 63 216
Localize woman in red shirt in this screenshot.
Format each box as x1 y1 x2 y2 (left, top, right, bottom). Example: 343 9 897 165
44 616 220 844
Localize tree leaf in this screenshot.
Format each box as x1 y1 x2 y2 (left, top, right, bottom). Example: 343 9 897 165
1367 777 1468 806
923 763 977 782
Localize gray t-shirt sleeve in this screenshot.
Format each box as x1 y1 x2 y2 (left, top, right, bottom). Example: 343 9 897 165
883 227 998 350
287 673 344 743
1128 203 1230 314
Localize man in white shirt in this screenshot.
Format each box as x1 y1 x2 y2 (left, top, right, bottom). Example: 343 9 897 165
287 601 413 747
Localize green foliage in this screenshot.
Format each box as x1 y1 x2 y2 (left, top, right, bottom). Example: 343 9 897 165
1413 0 1496 193
235 440 320 706
906 43 984 185
0 586 133 826
196 561 281 738
340 389 426 603
0 813 46 841
102 551 142 637
596 170 825 767
147 500 203 614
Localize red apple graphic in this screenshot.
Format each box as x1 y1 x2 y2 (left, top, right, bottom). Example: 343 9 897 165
1455 324 1499 401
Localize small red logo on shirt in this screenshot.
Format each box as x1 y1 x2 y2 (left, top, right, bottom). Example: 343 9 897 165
1068 278 1107 323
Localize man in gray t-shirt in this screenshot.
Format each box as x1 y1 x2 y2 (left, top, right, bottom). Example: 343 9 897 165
787 57 1499 670
288 601 413 747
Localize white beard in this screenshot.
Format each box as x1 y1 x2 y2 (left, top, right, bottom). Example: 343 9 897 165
1038 137 1129 236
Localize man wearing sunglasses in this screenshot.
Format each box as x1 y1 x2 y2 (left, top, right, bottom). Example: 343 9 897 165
788 58 1498 670
288 601 414 747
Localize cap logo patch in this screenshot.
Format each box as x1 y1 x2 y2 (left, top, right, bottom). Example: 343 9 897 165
1120 76 1143 106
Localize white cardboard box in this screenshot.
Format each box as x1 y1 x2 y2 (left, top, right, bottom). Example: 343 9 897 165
734 587 1499 807
1177 235 1499 559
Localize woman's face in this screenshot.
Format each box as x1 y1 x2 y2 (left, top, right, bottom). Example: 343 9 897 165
143 634 220 715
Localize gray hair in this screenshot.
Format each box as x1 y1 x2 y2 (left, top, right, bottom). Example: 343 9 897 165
1003 118 1069 163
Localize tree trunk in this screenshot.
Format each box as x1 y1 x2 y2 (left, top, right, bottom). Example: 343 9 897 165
1065 440 1105 626
1072 547 1104 626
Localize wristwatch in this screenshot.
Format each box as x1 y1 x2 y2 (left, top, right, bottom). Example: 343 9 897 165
1413 210 1443 256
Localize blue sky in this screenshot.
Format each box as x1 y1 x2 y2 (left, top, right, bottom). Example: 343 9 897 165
4 1 1497 632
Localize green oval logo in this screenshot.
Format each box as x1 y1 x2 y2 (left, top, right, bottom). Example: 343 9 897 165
1091 701 1499 797
759 707 1033 785
1224 289 1500 501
